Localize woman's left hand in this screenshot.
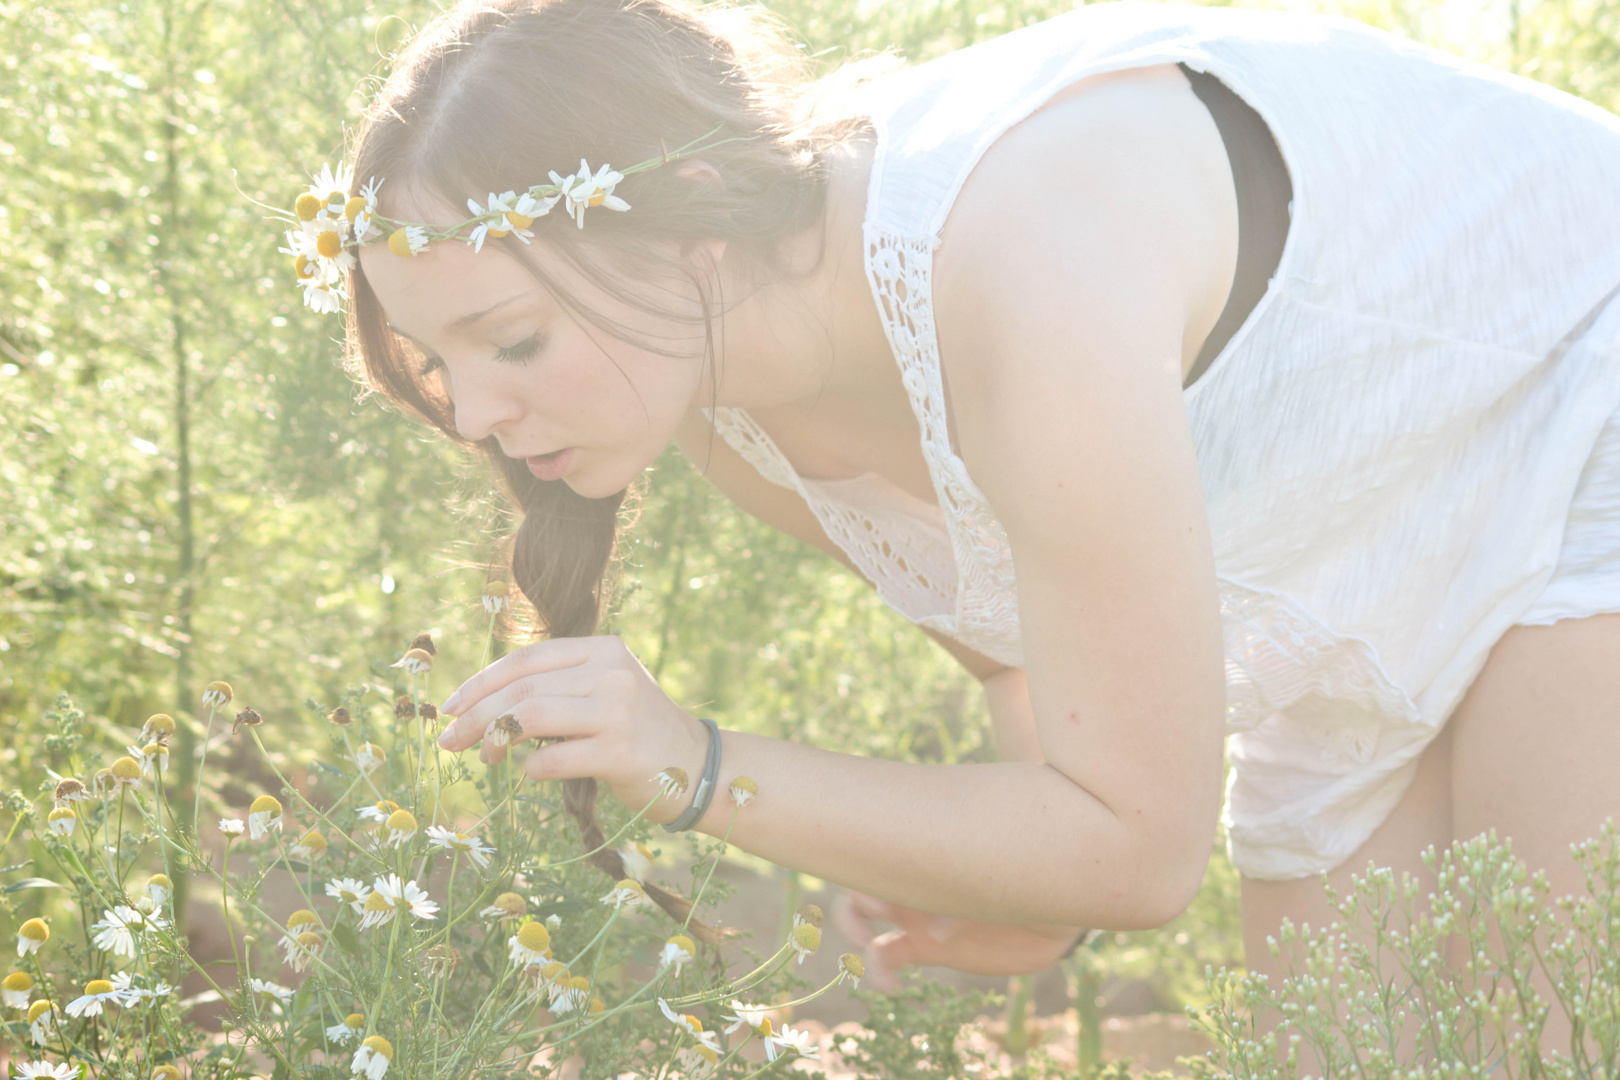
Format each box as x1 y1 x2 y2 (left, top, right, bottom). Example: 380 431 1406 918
435 635 709 824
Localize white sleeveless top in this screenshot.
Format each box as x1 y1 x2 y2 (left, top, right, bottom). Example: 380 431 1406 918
708 2 1620 877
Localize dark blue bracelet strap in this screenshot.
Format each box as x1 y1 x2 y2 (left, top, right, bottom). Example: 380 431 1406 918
664 718 721 833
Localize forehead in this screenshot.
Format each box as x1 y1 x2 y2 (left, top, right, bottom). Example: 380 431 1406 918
359 235 546 342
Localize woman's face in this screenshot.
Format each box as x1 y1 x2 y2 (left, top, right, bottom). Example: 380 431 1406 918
359 217 710 499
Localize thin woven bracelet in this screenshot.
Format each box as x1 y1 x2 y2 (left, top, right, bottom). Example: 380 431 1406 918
665 718 722 833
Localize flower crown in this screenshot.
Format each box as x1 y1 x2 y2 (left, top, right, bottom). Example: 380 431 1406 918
275 129 736 315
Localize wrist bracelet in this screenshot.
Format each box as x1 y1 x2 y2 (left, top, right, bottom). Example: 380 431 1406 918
664 717 721 833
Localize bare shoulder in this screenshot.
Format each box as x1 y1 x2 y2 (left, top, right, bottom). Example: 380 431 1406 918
934 62 1237 397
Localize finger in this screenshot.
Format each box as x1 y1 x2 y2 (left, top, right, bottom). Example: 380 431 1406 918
441 666 597 752
845 891 898 924
475 698 601 766
521 735 604 783
439 637 597 717
832 893 880 949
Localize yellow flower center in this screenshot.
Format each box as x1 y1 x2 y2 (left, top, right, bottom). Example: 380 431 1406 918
792 924 822 953
110 756 141 781
296 930 322 948
294 254 315 280
315 230 342 259
287 909 318 929
326 189 346 209
487 227 509 239
295 193 320 221
515 922 551 952
344 197 368 222
491 891 525 917
249 794 282 816
363 892 393 913
84 979 113 996
145 713 176 736
507 212 534 229
588 193 606 207
153 1066 183 1080
148 874 171 891
361 1035 393 1059
3 971 33 991
387 228 416 257
19 918 48 942
27 1000 54 1023
298 829 327 852
345 1012 365 1028
385 809 417 834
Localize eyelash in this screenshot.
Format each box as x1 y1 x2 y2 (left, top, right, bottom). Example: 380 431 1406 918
415 332 546 377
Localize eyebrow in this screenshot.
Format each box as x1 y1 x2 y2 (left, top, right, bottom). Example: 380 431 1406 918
390 293 530 347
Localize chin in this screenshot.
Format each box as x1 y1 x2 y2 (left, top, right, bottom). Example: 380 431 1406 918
563 457 641 501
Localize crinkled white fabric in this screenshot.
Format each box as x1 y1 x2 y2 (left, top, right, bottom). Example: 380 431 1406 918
709 2 1620 880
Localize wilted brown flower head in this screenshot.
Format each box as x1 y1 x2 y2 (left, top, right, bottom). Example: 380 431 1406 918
409 633 436 656
394 695 416 720
328 706 353 726
232 707 263 734
418 702 438 722
53 778 87 807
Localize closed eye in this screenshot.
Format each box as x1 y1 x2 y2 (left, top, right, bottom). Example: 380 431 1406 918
494 332 546 365
417 355 444 377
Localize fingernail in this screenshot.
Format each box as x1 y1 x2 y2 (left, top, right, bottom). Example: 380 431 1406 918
441 696 460 715
437 732 453 750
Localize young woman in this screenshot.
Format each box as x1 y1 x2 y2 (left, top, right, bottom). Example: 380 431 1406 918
328 0 1620 988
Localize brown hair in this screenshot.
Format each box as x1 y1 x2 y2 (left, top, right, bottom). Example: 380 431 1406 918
345 0 868 942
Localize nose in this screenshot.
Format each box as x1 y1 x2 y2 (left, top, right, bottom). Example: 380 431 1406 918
449 366 525 444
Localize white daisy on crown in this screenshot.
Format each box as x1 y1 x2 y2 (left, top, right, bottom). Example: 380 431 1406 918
273 128 737 315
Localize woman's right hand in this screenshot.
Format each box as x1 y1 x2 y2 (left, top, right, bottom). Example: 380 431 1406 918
833 890 1082 988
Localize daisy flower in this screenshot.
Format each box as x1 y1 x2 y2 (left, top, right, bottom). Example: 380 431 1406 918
357 800 400 825
839 952 865 988
391 647 433 675
349 176 382 240
480 580 510 614
676 1045 720 1079
109 755 142 790
769 1024 820 1059
251 978 295 1007
298 277 343 315
283 930 322 974
26 1001 58 1046
790 922 821 965
219 818 245 839
65 978 126 1018
201 681 233 708
2 970 34 1008
465 192 515 253
658 934 696 977
599 878 646 909
146 873 171 907
548 975 592 1017
140 712 177 742
425 825 495 869
382 809 418 849
110 970 172 1006
552 160 629 228
387 226 428 258
52 778 88 807
291 828 328 860
248 794 284 840
128 741 168 777
13 1061 77 1079
360 874 437 930
91 905 167 959
729 776 758 807
354 742 386 774
534 960 569 999
352 1034 394 1080
327 1011 365 1044
15 919 47 957
306 162 356 217
507 921 551 968
485 713 522 748
618 841 655 882
326 878 372 915
479 892 525 920
723 999 772 1036
651 768 688 801
46 807 76 837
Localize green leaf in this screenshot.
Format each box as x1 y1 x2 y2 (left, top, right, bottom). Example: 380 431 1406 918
2 877 62 893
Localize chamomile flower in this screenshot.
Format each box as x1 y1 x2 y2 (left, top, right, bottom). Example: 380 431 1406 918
480 892 525 920
391 647 433 675
354 742 386 774
465 192 514 253
729 776 758 807
3 970 34 1008
486 713 522 748
248 794 284 840
299 277 343 314
46 807 76 837
26 1001 58 1046
325 877 372 915
88 768 116 799
349 176 382 239
16 919 47 957
676 1046 719 1079
387 226 428 258
793 903 823 930
91 905 167 959
618 841 656 882
548 975 592 1017
219 818 245 839
651 767 688 801
140 712 177 742
291 828 328 860
201 681 233 708
326 1012 365 1043
789 922 821 965
306 162 356 216
600 879 646 909
13 1061 76 1079
507 921 552 968
552 160 629 228
360 874 437 929
723 1000 771 1036
357 800 400 825
534 960 569 999
658 934 696 976
110 971 172 1006
480 580 511 614
153 1067 182 1080
352 1034 394 1080
382 809 418 849
251 978 295 1007
425 825 495 869
769 1024 820 1059
65 978 126 1018
127 741 169 777
52 778 88 807
109 755 143 790
425 944 462 978
839 952 865 988
146 874 171 907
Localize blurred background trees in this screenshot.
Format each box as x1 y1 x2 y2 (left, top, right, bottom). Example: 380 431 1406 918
2 0 1617 1037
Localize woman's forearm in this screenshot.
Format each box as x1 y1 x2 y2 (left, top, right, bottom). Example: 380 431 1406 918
684 728 1205 930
